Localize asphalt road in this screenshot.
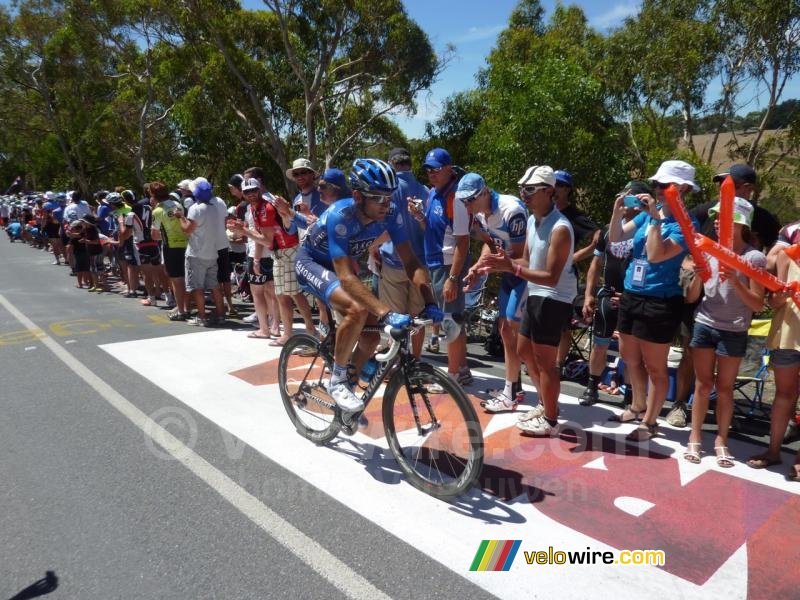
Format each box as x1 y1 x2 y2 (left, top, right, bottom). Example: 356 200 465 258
0 240 496 600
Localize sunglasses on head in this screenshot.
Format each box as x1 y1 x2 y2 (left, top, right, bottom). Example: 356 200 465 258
519 185 551 196
360 191 392 205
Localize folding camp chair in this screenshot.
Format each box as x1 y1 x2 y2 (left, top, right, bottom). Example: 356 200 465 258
463 273 495 342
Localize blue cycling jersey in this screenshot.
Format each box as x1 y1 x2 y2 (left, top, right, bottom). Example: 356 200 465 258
303 197 409 268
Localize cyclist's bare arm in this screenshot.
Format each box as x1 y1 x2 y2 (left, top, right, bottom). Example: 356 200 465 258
331 255 391 318
394 240 435 306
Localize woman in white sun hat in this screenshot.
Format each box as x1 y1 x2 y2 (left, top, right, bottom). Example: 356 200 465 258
608 160 698 441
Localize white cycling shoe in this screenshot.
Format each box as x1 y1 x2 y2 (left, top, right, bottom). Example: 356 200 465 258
329 381 365 412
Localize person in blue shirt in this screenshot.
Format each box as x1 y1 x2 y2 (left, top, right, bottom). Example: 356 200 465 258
369 148 429 356
608 160 698 441
460 173 529 413
6 219 23 241
295 158 443 412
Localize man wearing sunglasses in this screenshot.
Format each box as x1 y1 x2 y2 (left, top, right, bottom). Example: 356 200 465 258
421 147 473 385
295 158 443 412
459 173 529 412
479 166 577 436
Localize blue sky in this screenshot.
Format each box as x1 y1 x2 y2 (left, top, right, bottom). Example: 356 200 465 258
239 0 799 139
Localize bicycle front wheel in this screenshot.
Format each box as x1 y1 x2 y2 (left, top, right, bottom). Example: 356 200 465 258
382 363 484 500
278 333 340 444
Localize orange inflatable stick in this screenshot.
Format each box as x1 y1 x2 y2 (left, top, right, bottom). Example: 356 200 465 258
784 244 800 263
662 184 710 281
718 175 735 250
694 234 784 290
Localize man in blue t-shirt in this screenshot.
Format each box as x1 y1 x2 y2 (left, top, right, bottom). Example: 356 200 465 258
371 148 429 356
296 158 442 412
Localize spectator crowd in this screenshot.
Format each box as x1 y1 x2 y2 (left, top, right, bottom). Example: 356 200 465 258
2 149 799 481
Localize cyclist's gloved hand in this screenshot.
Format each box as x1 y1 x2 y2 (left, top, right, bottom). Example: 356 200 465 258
419 303 444 324
380 311 412 329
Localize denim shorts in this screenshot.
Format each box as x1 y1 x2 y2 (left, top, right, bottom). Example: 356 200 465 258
690 322 748 357
769 349 800 369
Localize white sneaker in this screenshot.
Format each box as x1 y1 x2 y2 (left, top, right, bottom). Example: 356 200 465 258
243 312 259 324
483 392 519 413
329 382 364 412
517 404 546 421
516 414 557 436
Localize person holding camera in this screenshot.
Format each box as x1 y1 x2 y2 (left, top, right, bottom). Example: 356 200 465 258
609 160 698 441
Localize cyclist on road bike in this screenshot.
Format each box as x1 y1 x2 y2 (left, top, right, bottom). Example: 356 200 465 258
295 158 444 412
460 173 529 412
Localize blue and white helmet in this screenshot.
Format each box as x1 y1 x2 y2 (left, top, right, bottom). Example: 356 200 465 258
349 158 398 193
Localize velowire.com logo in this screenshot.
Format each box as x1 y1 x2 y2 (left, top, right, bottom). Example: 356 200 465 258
470 540 522 571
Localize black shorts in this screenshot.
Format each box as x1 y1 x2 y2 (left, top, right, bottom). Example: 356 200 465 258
592 291 619 344
230 251 247 267
137 242 161 266
246 256 274 285
73 250 90 273
164 247 186 278
520 295 573 346
217 248 232 284
45 222 61 238
617 291 684 345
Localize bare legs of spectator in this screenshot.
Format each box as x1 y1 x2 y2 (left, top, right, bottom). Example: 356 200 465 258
620 334 671 431
500 318 522 395
221 280 235 314
517 336 557 420
49 238 63 264
274 295 296 345
291 292 316 336
748 364 800 472
169 277 189 314
126 264 141 295
250 282 274 338
688 348 740 463
618 333 656 420
447 332 467 377
263 280 281 337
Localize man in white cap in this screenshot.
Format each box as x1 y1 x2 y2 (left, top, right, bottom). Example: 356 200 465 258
479 166 576 436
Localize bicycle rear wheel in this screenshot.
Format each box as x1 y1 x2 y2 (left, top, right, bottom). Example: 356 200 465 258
278 333 340 444
382 363 483 500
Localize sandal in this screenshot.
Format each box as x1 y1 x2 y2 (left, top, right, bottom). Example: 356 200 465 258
626 421 658 442
608 409 643 423
683 442 702 464
247 331 271 339
714 446 735 468
788 463 800 482
746 454 781 469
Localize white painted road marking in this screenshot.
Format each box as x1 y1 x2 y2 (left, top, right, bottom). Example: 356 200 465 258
0 293 393 600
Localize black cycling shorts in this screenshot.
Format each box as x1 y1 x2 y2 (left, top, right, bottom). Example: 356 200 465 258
246 256 274 285
520 295 573 347
164 247 186 278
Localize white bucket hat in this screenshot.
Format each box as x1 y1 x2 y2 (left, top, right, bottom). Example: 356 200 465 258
649 160 699 192
285 158 318 180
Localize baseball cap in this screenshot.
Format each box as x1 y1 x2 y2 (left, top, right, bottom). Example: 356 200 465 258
649 160 700 192
241 177 260 193
517 165 556 187
168 191 182 203
708 197 755 227
177 179 193 191
455 173 486 200
423 148 452 169
285 158 317 180
319 168 348 190
712 163 757 185
193 178 213 202
388 147 411 164
620 180 653 196
554 170 573 188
